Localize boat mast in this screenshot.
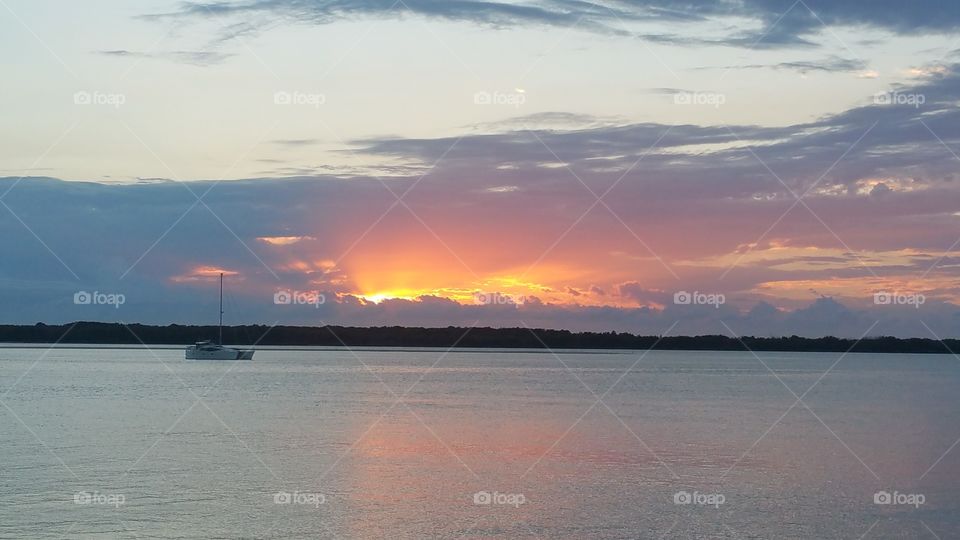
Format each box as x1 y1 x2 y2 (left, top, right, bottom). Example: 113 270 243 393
219 272 223 345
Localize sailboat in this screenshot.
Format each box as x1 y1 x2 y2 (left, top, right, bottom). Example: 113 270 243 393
185 273 255 360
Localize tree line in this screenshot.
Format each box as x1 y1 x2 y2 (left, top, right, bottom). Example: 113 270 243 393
0 322 956 353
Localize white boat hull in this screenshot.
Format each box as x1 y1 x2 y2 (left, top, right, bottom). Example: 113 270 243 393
185 344 254 360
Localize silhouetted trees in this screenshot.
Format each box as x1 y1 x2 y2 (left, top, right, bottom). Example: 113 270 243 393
0 322 955 354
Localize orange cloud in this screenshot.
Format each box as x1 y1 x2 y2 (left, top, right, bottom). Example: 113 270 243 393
170 265 240 283
257 235 315 245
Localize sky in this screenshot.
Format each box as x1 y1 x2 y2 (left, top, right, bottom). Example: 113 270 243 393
1 0 960 338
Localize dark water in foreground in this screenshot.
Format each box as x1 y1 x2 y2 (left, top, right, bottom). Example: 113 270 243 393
0 348 957 539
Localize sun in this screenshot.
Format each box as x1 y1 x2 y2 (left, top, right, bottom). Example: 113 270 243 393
357 290 423 304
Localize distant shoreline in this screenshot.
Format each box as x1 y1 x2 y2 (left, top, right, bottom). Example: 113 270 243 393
0 322 956 354
0 343 648 355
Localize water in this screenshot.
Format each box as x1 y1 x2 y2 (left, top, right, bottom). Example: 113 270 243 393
0 347 957 539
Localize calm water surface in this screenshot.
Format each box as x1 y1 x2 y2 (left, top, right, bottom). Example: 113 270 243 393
0 348 957 539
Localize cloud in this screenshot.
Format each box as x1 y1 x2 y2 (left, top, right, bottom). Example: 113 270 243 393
469 112 623 132
4 65 960 336
2 171 958 336
257 235 316 245
701 55 868 74
616 282 669 306
0 171 957 337
144 0 692 39
353 62 960 209
144 0 960 52
97 49 234 66
270 139 321 147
